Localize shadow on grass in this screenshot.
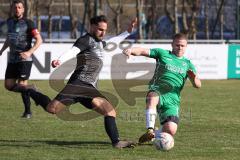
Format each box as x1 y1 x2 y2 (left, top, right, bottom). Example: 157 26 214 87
0 139 111 149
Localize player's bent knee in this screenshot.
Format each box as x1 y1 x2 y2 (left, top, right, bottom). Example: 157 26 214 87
93 104 116 117
147 91 159 97
162 121 178 136
92 97 105 106
46 105 56 114
4 84 14 91
46 100 66 114
92 97 116 117
46 102 57 114
146 92 159 107
167 129 177 136
105 109 116 117
5 85 12 91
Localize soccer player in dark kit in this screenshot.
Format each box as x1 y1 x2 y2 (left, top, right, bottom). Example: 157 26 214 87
0 0 42 118
28 15 137 148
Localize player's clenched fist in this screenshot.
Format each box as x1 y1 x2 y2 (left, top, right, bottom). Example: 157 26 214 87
51 60 61 68
122 48 132 58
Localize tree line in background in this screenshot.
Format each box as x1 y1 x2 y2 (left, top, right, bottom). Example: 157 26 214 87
0 0 236 40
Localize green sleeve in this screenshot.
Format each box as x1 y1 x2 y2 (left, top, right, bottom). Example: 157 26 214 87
188 61 197 73
149 48 167 59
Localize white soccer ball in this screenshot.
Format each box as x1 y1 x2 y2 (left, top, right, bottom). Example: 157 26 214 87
153 132 174 151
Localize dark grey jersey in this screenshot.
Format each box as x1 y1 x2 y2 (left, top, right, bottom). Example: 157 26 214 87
7 17 36 63
70 33 106 86
63 31 130 87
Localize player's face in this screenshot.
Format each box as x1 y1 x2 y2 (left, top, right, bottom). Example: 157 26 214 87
14 3 24 19
171 38 187 57
91 22 107 40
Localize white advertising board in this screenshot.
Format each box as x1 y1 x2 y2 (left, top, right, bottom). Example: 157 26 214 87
0 43 228 80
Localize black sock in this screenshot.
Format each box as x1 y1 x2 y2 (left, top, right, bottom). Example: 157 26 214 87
28 89 51 111
104 116 120 144
21 92 31 114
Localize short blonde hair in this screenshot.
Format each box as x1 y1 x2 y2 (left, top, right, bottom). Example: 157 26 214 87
173 33 188 41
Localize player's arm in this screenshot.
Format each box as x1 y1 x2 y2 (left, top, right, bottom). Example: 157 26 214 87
0 37 10 56
52 37 87 68
20 29 43 59
51 46 80 68
105 18 137 44
28 30 43 54
187 70 201 88
122 47 150 58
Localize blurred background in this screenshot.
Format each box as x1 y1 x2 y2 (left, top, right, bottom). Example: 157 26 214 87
1 0 240 80
0 0 238 41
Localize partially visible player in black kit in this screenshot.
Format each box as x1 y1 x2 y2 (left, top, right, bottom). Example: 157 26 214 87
27 15 137 148
0 0 42 118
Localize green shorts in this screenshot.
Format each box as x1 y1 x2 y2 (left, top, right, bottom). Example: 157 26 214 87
149 89 180 124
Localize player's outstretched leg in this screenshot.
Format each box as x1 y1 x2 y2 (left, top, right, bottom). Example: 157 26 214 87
27 88 51 111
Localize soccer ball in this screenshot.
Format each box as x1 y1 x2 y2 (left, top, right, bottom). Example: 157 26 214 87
153 132 174 151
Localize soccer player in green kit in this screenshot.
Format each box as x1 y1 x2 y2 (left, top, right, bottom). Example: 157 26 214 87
122 33 201 144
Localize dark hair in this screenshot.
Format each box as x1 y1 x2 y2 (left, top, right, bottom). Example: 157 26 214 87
90 15 108 25
13 0 25 4
173 33 188 41
13 0 25 7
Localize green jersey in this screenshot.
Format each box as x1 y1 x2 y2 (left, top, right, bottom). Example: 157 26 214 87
149 48 196 96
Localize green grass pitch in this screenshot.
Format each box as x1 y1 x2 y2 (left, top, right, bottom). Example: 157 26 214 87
0 80 239 160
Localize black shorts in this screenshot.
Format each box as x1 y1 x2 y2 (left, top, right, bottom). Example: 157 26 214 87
160 116 179 125
55 79 107 109
5 61 33 80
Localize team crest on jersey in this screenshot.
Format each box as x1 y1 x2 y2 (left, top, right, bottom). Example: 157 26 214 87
16 27 20 32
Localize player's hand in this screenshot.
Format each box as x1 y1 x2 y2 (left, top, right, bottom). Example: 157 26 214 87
127 17 138 33
51 60 61 68
122 48 132 59
20 51 32 59
187 70 196 79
